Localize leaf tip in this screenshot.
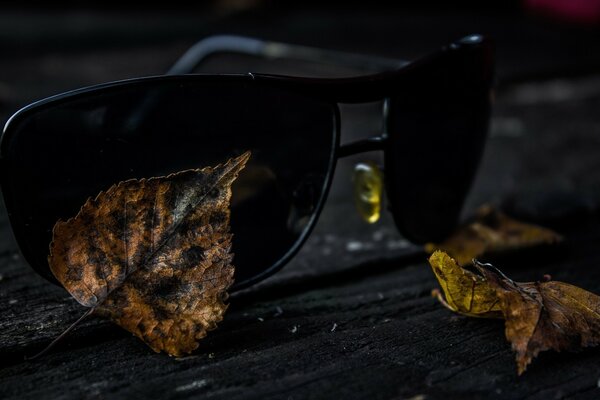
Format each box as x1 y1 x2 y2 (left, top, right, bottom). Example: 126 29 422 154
428 249 451 265
428 250 462 274
233 151 251 171
516 356 531 376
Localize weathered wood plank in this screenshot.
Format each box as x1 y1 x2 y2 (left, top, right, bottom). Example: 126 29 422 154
2 8 600 400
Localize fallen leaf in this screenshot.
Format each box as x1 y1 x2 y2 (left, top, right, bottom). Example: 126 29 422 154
475 261 600 375
48 152 250 356
428 250 502 318
428 250 600 375
425 205 562 266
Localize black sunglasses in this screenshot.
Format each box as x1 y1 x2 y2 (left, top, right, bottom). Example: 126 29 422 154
0 34 493 291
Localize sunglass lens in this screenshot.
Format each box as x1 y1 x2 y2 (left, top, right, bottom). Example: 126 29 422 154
1 79 338 288
385 42 493 243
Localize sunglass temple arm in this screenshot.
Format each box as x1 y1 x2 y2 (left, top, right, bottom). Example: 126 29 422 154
168 35 409 75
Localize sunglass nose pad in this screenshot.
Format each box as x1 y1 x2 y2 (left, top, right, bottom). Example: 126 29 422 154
352 162 384 223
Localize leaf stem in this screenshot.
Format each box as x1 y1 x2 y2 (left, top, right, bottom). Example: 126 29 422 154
25 307 95 360
431 288 456 312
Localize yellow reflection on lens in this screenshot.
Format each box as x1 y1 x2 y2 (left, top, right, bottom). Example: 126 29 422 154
352 162 383 224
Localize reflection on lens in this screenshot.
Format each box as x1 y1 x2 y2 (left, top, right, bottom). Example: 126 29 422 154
352 162 383 224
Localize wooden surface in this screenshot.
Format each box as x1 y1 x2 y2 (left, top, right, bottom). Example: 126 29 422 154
1 6 600 399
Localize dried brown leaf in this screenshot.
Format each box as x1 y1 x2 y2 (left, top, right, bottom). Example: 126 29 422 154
425 205 562 266
475 261 600 375
430 250 600 375
48 152 250 356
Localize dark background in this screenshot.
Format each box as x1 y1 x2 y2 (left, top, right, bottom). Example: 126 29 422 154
1 2 600 399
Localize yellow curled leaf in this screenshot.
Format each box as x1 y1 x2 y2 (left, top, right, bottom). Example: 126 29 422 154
428 250 502 318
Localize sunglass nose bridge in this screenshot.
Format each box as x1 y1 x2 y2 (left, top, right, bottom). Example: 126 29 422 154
352 162 384 224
